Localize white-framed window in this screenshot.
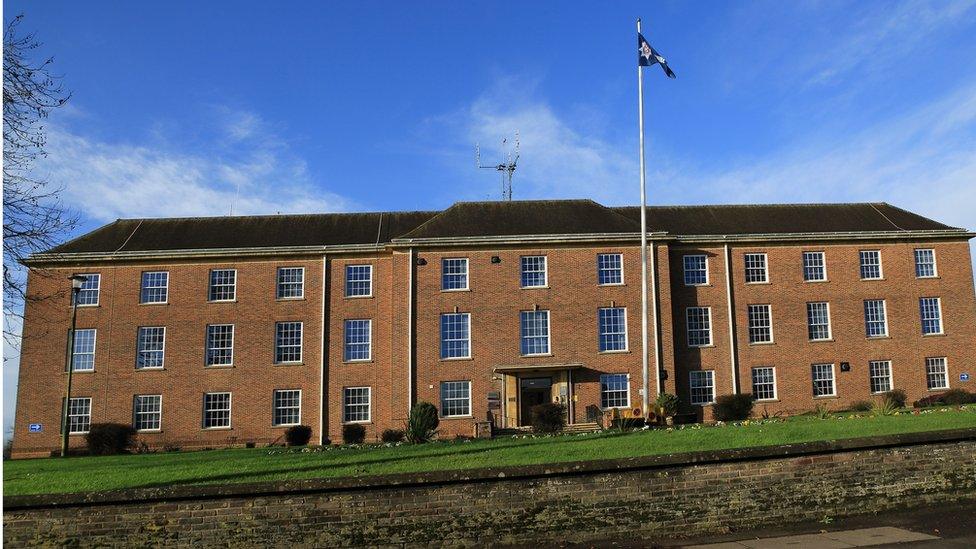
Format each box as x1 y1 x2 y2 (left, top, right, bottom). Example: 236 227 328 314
751 367 777 401
209 269 237 301
205 324 234 366
598 307 628 352
343 387 371 423
343 319 372 361
914 249 937 278
63 397 92 434
869 360 892 394
273 389 302 426
744 253 768 283
859 250 882 280
440 381 472 417
600 373 630 409
203 392 231 429
747 304 773 344
802 251 826 282
440 313 471 359
72 273 100 306
136 326 165 369
70 329 96 371
686 307 712 347
140 271 169 304
864 299 888 338
925 357 949 391
919 297 943 335
133 395 162 431
441 258 469 291
806 302 832 341
597 253 624 285
683 255 708 286
689 370 715 405
812 363 836 397
344 265 372 297
520 256 548 288
276 267 305 299
275 321 303 363
520 310 550 355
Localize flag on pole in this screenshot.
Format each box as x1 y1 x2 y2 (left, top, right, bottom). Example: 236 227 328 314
638 33 676 78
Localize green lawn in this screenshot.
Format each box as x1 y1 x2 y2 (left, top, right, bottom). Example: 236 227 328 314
5 407 974 497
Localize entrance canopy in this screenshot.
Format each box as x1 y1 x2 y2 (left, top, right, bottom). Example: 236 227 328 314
492 362 583 375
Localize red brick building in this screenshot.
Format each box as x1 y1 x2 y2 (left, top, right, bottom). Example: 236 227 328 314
10 200 976 458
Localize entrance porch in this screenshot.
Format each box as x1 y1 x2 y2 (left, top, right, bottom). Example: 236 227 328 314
492 363 583 429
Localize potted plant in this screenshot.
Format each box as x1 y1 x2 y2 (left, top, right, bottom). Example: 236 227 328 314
655 393 679 426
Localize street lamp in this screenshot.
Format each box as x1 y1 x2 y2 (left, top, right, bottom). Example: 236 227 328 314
60 274 88 458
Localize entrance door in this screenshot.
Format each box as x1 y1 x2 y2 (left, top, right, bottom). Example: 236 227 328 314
519 377 552 426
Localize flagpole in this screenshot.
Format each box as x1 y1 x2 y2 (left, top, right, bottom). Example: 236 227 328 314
637 18 651 420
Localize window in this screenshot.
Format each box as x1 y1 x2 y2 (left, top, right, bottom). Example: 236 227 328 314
440 381 471 417
751 367 777 401
689 371 715 405
747 304 773 344
140 271 169 303
343 319 372 361
133 395 162 431
343 387 371 423
597 253 624 285
209 269 236 301
806 302 832 341
919 297 943 335
519 310 550 355
864 300 888 338
600 373 630 409
926 357 948 390
683 255 708 286
440 313 471 359
914 249 937 278
686 307 712 347
869 360 892 394
64 397 92 434
205 324 234 366
744 253 768 283
859 250 882 280
203 392 231 428
802 252 826 282
136 327 165 369
273 389 302 426
598 307 628 352
276 267 304 299
520 256 548 288
812 363 836 397
70 329 96 371
441 258 469 291
72 274 100 306
275 321 303 363
345 265 372 297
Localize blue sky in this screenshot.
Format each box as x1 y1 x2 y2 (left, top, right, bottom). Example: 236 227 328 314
4 1 976 440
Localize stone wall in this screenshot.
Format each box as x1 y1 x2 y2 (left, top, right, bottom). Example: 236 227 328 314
4 429 976 547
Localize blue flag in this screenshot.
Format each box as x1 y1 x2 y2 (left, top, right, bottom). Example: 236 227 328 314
638 33 676 78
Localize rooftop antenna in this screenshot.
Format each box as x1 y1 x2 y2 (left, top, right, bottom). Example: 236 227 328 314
476 130 519 201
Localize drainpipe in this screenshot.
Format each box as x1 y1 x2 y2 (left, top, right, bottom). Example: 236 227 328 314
319 254 328 445
407 247 415 413
724 244 739 394
650 242 662 397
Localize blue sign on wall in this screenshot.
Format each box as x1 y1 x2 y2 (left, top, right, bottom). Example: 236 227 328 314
961 373 971 382
28 423 42 433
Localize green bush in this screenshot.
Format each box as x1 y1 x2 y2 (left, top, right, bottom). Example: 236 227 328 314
285 425 312 446
405 402 439 443
85 423 136 455
530 403 566 433
884 389 907 409
655 393 679 417
874 395 898 416
815 403 831 419
943 389 976 405
849 400 873 412
381 429 405 443
712 394 754 421
342 424 366 444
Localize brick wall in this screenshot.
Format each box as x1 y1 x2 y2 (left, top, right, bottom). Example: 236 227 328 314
4 430 974 547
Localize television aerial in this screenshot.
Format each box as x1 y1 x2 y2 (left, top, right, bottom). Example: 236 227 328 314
476 131 519 201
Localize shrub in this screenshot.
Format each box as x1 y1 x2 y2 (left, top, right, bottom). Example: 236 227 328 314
712 394 754 421
381 429 405 443
849 400 873 412
85 423 136 455
815 403 831 419
874 395 898 416
942 389 976 405
655 393 679 417
405 401 439 443
530 403 566 434
285 425 313 446
884 389 907 409
342 424 366 444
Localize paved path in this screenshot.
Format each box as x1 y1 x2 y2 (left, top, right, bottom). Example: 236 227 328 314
683 526 938 548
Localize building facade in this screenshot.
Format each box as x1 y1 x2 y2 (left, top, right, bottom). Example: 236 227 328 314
11 200 976 458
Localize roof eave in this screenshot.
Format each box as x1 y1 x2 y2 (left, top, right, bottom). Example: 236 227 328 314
670 229 974 244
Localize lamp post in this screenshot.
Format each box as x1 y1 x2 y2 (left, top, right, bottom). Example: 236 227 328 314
61 274 88 458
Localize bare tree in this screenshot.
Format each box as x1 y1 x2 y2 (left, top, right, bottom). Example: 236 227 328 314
3 14 75 348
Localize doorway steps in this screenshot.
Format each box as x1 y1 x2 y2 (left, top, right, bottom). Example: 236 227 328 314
493 422 601 437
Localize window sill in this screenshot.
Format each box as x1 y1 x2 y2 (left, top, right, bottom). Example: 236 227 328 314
135 367 165 372
598 350 631 355
755 398 780 403
204 365 235 369
139 302 169 306
342 421 372 425
440 357 474 362
208 299 238 304
343 359 374 364
803 279 829 284
692 402 714 407
744 281 771 285
521 285 549 290
344 295 374 300
810 338 834 343
271 424 301 429
748 341 775 346
922 333 946 337
276 297 306 302
683 283 711 288
860 278 885 282
274 362 304 366
927 387 950 393
68 432 89 436
202 427 233 431
440 415 473 421
916 276 940 280
73 304 100 309
813 395 839 400
137 429 162 434
66 370 96 374
598 283 626 287
520 353 554 358
441 288 471 293
866 336 891 340
688 344 715 349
